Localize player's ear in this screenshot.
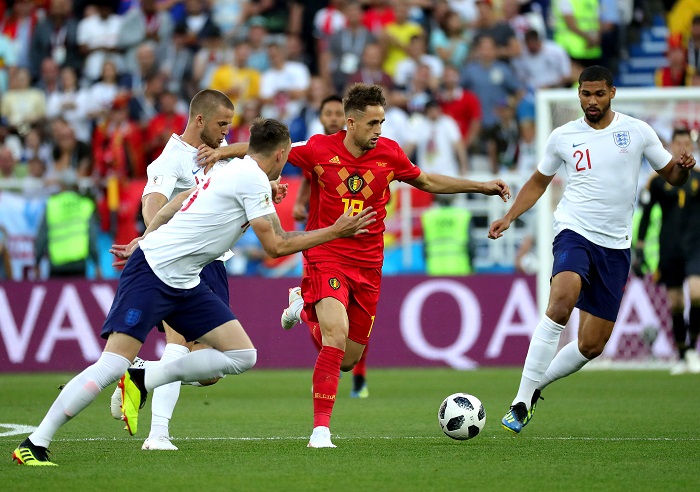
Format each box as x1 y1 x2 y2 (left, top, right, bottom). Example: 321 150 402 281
610 86 616 100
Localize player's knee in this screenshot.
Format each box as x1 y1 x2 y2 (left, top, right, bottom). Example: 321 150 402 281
197 377 221 386
322 330 347 350
340 360 357 372
578 340 604 360
340 351 361 372
223 348 257 374
545 304 572 326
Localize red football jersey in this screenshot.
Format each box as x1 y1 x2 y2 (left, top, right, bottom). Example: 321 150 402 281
288 131 421 267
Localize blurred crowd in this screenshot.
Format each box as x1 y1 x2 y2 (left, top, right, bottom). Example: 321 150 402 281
0 0 699 280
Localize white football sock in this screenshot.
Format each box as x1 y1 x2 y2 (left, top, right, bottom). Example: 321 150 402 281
513 315 565 409
148 344 190 440
538 341 590 391
144 348 257 391
29 352 130 448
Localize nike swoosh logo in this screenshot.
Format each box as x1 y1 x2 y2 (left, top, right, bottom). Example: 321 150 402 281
192 167 201 175
572 142 586 147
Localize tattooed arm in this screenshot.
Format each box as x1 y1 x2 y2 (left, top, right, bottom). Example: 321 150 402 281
249 208 376 258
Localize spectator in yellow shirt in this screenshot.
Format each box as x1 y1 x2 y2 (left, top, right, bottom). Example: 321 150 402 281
208 39 261 126
380 1 423 77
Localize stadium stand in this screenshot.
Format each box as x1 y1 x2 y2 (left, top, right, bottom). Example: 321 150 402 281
0 0 690 281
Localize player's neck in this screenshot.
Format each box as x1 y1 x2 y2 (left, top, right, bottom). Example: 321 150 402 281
180 128 203 149
343 134 368 158
248 153 276 180
584 110 615 130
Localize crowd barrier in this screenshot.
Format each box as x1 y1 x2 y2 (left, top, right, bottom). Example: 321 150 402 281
0 275 673 372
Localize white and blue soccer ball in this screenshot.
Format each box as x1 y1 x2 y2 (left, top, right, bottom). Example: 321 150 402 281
438 393 486 440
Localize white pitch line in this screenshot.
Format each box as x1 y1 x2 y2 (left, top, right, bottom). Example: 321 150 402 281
1 434 699 443
0 424 38 437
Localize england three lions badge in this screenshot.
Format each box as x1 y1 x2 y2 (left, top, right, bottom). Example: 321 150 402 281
613 131 630 148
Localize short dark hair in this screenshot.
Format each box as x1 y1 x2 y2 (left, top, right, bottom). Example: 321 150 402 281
189 89 234 119
672 128 691 140
473 33 495 47
343 84 385 116
579 65 614 88
249 118 290 155
320 95 343 113
524 29 540 42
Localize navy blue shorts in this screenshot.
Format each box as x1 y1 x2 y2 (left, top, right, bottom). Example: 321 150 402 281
101 248 236 343
551 229 631 322
155 260 234 333
200 261 231 308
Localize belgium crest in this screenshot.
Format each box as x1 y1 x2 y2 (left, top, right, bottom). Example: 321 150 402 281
347 174 364 194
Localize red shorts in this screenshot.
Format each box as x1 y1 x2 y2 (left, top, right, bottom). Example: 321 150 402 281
301 262 381 345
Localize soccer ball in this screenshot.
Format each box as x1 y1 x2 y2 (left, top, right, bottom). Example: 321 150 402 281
438 393 486 440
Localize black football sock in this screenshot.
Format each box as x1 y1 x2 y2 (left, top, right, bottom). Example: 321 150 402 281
689 304 700 349
671 310 688 358
353 374 365 392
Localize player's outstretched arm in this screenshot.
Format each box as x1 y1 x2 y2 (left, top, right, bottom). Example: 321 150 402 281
249 207 377 258
143 188 196 235
405 171 511 202
488 171 554 240
110 188 196 265
197 142 250 169
657 150 696 186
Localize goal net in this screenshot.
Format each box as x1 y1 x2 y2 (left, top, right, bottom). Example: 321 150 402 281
535 87 700 366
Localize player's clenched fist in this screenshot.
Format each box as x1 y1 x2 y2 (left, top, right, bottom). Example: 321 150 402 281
270 179 288 204
481 179 511 202
488 217 512 240
332 206 377 237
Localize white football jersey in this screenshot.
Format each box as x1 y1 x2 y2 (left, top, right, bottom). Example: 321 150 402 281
538 112 671 249
142 134 233 261
143 134 206 200
139 156 276 289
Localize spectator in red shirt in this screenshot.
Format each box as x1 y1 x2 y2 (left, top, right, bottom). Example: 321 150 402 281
92 94 146 179
438 65 481 150
1 0 39 69
655 33 694 87
362 0 395 35
145 91 187 161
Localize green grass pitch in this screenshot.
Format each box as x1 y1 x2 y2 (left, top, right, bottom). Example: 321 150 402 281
1 368 699 491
